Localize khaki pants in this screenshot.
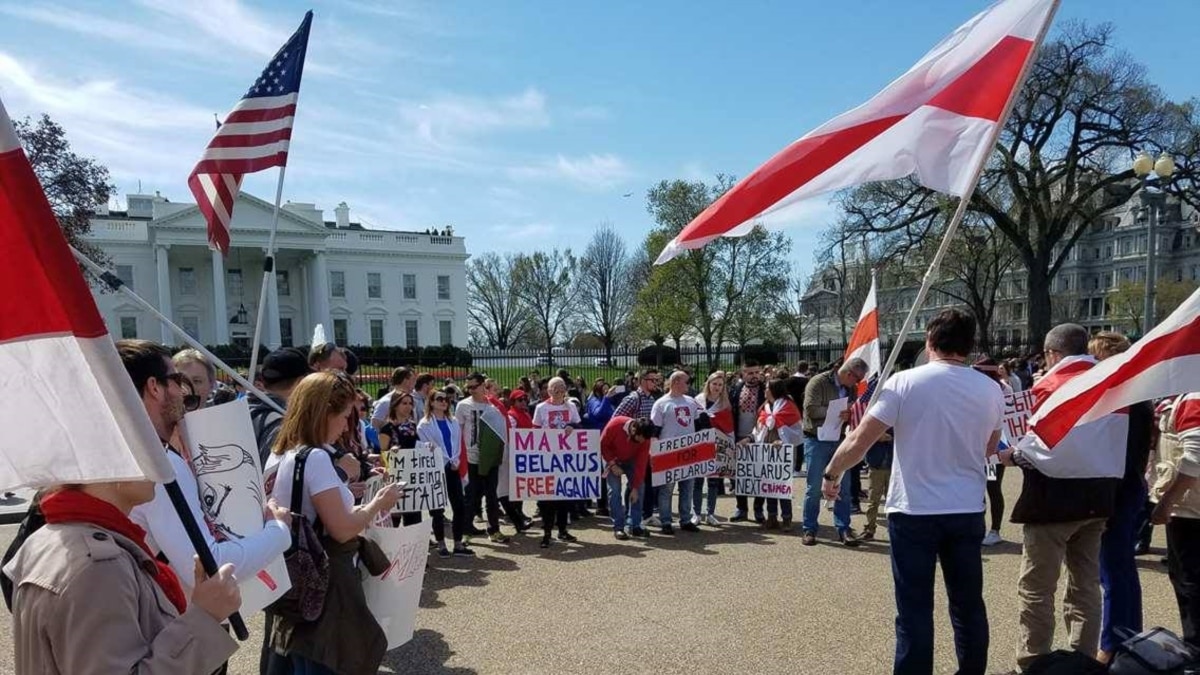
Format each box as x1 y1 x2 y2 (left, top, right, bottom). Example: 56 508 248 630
863 468 890 535
1016 518 1107 669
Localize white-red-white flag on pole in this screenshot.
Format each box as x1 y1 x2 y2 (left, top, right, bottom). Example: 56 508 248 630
1029 286 1200 450
0 96 174 490
844 276 882 428
655 0 1057 264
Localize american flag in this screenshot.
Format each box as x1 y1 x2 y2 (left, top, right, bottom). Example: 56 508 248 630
187 11 312 255
848 374 879 430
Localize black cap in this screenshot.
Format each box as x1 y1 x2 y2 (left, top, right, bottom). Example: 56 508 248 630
261 347 312 386
343 348 359 376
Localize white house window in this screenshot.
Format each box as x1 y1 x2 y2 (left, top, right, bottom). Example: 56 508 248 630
181 316 199 340
277 271 290 296
330 271 346 298
405 320 419 348
367 272 382 299
369 319 385 347
402 274 417 300
437 275 451 300
333 319 348 346
179 267 196 296
280 318 293 347
226 269 244 298
120 316 138 339
439 320 453 346
116 264 135 290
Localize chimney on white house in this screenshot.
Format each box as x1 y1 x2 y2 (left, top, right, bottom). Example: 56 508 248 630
335 202 350 229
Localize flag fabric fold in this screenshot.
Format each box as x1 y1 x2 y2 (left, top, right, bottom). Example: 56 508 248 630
655 0 1056 264
845 276 882 428
188 11 312 254
0 96 174 490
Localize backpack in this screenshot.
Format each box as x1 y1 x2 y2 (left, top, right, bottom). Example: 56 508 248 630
264 447 330 624
1 495 45 611
250 402 285 466
1109 627 1200 675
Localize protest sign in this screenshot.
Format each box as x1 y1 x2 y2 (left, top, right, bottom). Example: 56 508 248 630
361 475 396 528
508 429 601 501
387 442 448 513
651 429 717 486
733 443 795 498
183 398 291 615
707 432 736 478
362 519 431 649
1003 390 1035 442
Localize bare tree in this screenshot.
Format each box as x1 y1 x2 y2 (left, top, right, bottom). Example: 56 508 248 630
466 252 529 349
513 249 578 354
773 272 811 345
578 223 636 361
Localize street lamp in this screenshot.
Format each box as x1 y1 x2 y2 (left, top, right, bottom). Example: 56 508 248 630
1131 150 1176 332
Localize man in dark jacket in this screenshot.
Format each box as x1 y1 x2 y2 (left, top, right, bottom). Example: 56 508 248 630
249 347 312 465
728 360 766 521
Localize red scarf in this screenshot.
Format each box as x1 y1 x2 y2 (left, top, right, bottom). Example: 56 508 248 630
40 490 188 614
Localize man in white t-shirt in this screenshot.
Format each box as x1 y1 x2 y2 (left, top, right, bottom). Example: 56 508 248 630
650 370 704 534
821 309 1004 675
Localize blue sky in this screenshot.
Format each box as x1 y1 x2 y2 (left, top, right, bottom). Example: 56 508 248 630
1 0 1196 279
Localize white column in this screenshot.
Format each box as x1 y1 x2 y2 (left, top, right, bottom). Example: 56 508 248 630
211 248 229 345
264 249 281 349
312 251 331 334
299 263 311 336
155 244 173 344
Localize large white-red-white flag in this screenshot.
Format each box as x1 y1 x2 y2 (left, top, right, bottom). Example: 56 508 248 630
655 0 1057 264
1030 286 1200 450
0 96 173 490
845 276 882 428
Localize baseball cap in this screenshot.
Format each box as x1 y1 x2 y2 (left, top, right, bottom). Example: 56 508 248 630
261 347 312 386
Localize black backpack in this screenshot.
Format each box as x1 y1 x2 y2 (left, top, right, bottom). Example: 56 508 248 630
1 495 45 611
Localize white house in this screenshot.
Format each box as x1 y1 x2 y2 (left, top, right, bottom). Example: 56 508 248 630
86 192 469 349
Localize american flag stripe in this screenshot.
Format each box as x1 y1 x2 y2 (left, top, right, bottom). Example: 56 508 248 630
187 14 311 254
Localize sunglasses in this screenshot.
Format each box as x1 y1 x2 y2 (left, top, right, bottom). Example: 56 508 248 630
433 395 449 402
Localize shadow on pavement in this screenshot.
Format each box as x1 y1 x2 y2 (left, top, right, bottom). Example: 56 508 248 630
420 553 519 609
382 629 478 674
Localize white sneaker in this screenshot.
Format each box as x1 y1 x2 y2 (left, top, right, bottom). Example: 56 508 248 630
704 514 721 526
982 530 1003 547
689 514 701 527
646 515 663 528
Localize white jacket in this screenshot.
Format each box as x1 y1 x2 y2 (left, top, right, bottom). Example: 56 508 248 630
417 416 461 468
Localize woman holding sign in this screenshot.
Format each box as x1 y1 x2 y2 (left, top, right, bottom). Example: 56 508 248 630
693 371 733 526
753 378 802 530
380 393 426 529
416 393 475 558
533 377 581 548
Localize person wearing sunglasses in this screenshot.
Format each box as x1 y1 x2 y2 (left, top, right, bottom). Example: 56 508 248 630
417 392 475 558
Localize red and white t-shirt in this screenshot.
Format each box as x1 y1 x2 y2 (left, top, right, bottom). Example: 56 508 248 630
1170 393 1200 479
533 401 580 430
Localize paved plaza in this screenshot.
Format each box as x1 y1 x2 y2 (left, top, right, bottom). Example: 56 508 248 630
0 474 1183 674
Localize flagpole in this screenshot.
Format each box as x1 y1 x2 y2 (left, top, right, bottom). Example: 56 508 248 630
72 248 285 415
866 0 1061 410
247 165 288 383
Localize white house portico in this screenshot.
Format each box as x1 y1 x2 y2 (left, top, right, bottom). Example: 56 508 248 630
87 192 469 350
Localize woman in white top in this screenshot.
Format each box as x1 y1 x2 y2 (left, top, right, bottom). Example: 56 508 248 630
265 372 402 675
416 391 475 558
532 377 581 548
693 371 733 526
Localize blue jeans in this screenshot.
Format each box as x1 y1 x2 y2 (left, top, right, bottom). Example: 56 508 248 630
658 479 694 526
888 512 989 675
692 477 722 516
1100 479 1147 651
803 438 852 534
606 461 643 531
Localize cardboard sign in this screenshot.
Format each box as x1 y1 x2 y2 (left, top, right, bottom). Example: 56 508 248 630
1003 390 1035 442
733 443 795 498
651 429 717 486
387 443 449 513
362 519 432 649
707 432 737 478
508 429 602 501
183 399 291 615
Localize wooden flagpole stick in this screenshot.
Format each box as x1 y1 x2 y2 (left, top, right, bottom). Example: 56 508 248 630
866 0 1061 410
247 165 288 385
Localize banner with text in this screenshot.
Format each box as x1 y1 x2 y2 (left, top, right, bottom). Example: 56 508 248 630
707 432 736 479
387 442 448 513
1003 390 1035 443
508 429 602 501
733 443 795 498
363 519 431 649
651 429 717 486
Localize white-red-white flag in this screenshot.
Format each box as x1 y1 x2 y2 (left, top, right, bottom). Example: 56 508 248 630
1030 286 1200 449
844 276 882 428
655 0 1056 263
0 96 173 490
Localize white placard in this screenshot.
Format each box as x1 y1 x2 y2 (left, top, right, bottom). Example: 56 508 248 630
818 397 849 442
362 519 432 649
387 443 449 513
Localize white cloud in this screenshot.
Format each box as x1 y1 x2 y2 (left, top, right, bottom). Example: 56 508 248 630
507 154 633 190
400 88 550 145
0 4 185 53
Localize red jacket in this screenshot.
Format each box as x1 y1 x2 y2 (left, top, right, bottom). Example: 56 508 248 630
600 416 649 487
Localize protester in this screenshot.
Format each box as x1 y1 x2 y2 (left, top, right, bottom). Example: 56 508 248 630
729 360 766 522
999 323 1125 671
173 348 217 407
371 367 416 431
973 356 1011 548
823 309 1003 674
650 370 705 534
601 416 654 540
860 434 893 541
307 341 347 372
753 377 802 530
417 390 476 558
379 391 422 528
5 482 242 674
1150 391 1200 649
266 371 402 674
999 361 1023 393
694 371 733 525
615 368 662 525
412 373 435 417
802 358 867 546
457 372 513 544
1088 332 1155 662
250 347 313 465
586 379 617 517
533 377 582 547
